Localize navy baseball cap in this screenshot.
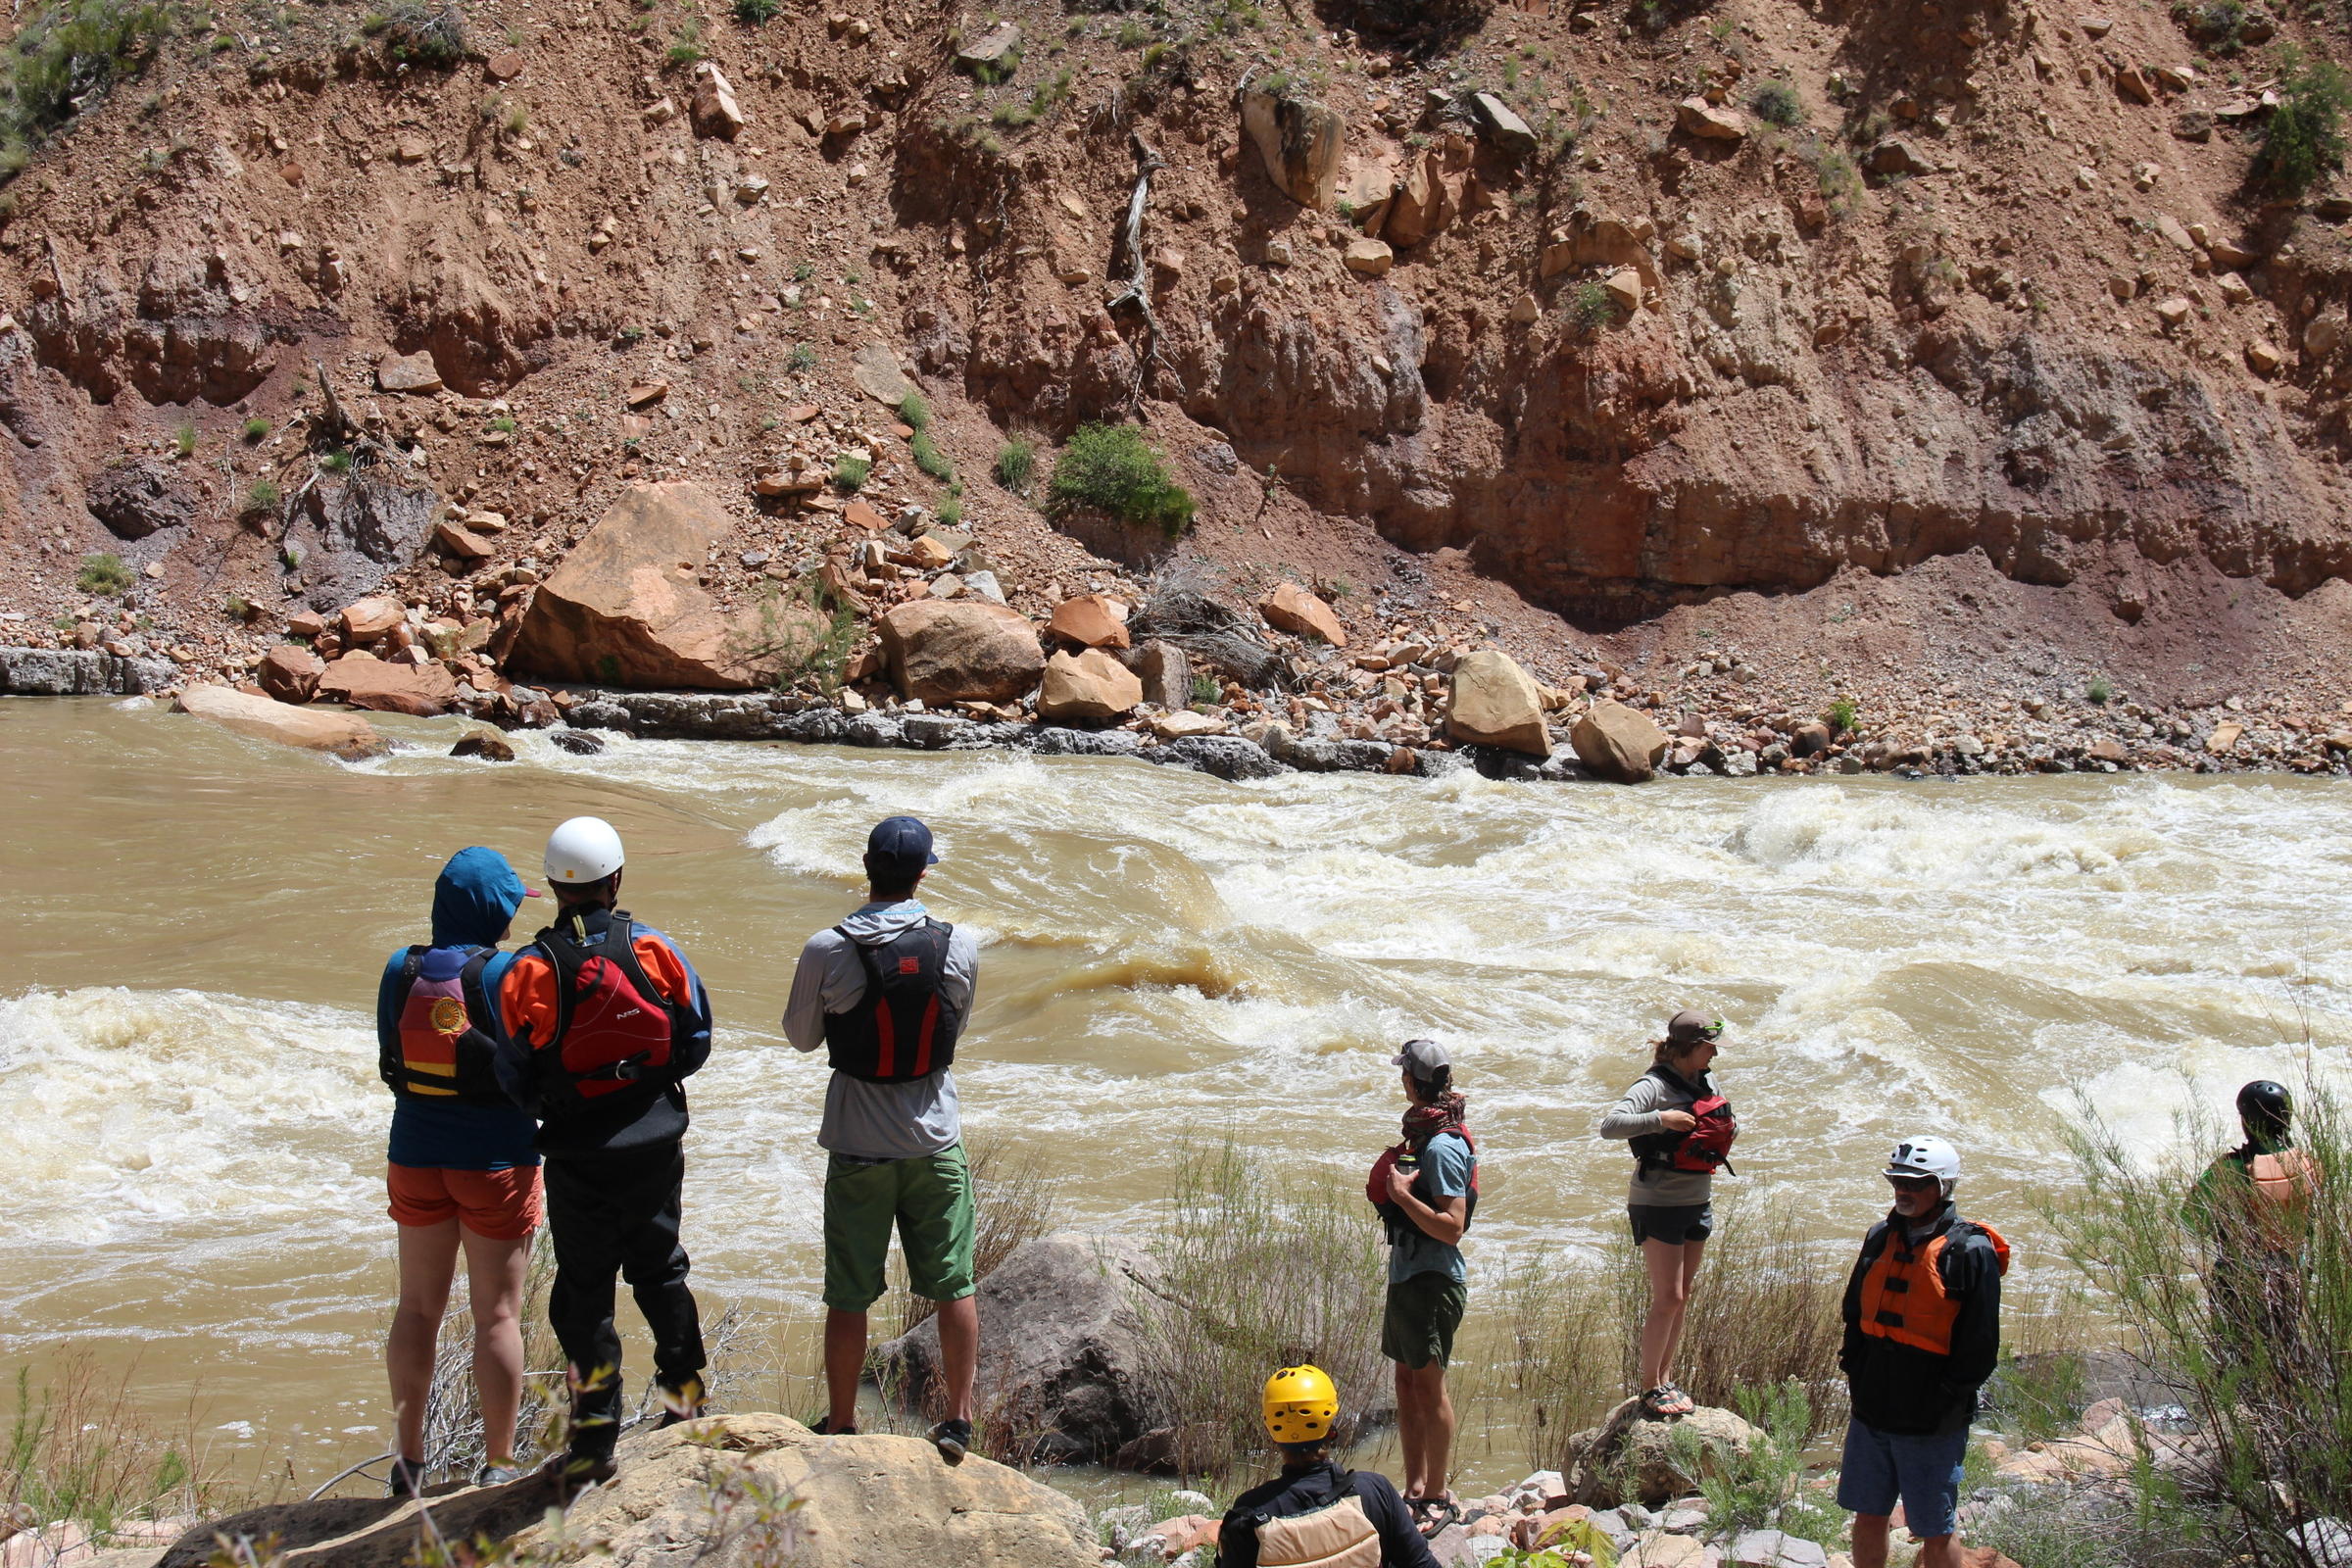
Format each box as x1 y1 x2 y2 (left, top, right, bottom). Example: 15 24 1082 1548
865 815 939 880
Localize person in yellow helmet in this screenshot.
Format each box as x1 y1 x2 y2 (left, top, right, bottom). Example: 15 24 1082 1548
1215 1366 1442 1568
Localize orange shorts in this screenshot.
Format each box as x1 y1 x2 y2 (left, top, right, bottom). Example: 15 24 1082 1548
386 1163 544 1239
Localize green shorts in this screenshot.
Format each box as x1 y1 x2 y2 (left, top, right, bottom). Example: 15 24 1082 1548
821 1144 976 1312
1381 1272 1467 1369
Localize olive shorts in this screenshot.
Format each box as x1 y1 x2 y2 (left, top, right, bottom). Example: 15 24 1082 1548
821 1144 976 1312
1381 1272 1468 1369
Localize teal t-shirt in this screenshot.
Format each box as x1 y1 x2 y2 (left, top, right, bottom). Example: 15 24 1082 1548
1388 1130 1473 1286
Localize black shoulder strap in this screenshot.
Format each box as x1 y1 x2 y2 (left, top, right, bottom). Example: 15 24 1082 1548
459 947 498 1025
400 946 427 984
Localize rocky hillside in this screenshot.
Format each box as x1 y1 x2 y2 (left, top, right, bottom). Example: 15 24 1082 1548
2 0 2350 767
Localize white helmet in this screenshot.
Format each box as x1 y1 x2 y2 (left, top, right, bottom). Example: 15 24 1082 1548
544 815 625 884
1884 1136 1960 1197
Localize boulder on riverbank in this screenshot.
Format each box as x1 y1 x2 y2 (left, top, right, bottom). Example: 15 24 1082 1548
1446 649 1550 757
878 600 1045 704
172 684 389 760
877 1232 1158 1465
1572 700 1670 783
317 653 457 716
1037 649 1142 722
511 483 822 690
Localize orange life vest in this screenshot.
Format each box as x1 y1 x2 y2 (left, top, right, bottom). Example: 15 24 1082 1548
1858 1220 2011 1356
2245 1148 2320 1245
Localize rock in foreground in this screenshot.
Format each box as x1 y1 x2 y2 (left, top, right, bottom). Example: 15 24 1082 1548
1571 700 1669 783
1446 649 1550 757
878 600 1045 704
1566 1398 1759 1507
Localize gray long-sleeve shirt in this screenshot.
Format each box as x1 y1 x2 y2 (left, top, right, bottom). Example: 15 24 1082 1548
782 899 981 1161
1598 1068 1717 1207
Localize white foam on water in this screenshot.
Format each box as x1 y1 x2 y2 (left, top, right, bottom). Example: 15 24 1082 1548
0 988 380 1245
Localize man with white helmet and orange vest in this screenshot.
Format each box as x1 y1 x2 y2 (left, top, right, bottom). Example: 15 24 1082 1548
1216 1364 1440 1568
1837 1136 2008 1568
494 815 715 1489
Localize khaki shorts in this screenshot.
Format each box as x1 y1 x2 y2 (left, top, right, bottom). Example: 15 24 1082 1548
1381 1272 1467 1370
821 1145 976 1312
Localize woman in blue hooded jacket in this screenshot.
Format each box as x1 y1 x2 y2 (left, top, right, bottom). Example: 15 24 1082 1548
372 847 542 1494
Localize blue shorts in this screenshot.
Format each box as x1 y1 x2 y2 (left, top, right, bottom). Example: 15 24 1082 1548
1836 1416 1967 1538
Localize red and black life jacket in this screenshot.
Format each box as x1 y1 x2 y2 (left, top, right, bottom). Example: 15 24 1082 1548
528 907 686 1112
1366 1119 1481 1244
822 918 963 1083
383 945 508 1106
1630 1064 1738 1178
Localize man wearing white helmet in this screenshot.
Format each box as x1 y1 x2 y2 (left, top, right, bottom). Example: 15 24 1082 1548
494 815 716 1490
1836 1136 2009 1568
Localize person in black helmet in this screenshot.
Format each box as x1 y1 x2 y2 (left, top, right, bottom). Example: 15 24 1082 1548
2187 1080 2322 1348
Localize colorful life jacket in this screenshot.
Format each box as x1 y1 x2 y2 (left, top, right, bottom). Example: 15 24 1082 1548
1857 1217 2012 1356
1630 1064 1738 1178
1251 1472 1379 1568
527 907 685 1112
383 945 507 1105
1366 1120 1480 1244
822 918 962 1083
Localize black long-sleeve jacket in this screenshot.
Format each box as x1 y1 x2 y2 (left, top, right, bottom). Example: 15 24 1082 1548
1217 1461 1439 1568
1839 1203 2003 1435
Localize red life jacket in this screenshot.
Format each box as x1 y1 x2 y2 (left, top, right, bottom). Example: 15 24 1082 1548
822 918 963 1083
1630 1064 1738 1177
383 945 507 1106
529 907 684 1110
1366 1121 1480 1243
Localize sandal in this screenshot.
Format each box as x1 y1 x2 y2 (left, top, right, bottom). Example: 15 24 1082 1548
1640 1384 1695 1418
1407 1496 1464 1538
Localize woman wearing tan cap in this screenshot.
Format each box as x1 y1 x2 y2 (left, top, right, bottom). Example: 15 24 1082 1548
1598 1010 1738 1419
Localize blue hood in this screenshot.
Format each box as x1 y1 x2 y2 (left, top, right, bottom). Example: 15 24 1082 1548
430 847 530 948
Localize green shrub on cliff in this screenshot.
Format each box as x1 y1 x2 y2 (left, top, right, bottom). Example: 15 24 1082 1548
2255 51 2352 195
362 1 466 69
1046 423 1194 539
1 0 170 172
75 553 132 596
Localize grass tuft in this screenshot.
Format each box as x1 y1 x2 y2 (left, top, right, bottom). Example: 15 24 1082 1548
994 439 1035 493
75 553 134 595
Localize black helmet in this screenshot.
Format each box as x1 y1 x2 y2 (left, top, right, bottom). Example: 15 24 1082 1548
2237 1080 2293 1140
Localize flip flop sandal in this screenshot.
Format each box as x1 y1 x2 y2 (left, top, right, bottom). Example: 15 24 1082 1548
1659 1383 1697 1416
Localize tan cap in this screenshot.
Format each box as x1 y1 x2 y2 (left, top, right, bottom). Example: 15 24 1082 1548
1666 1009 1724 1045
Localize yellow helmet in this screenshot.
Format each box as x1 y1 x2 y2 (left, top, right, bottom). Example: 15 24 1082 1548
1262 1364 1340 1446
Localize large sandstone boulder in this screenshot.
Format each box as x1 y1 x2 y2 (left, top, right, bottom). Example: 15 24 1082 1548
1038 648 1143 722
1129 639 1192 710
1571 700 1669 783
1446 650 1549 757
173 684 388 760
1259 581 1348 646
878 1232 1157 1464
257 644 324 704
1241 86 1344 210
1566 1399 1760 1507
512 483 820 690
1047 595 1131 651
512 1415 1098 1567
878 600 1044 704
318 653 458 716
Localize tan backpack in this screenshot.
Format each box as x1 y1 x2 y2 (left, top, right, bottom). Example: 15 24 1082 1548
1253 1493 1380 1568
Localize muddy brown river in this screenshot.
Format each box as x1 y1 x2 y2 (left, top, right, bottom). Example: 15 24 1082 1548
3 697 2344 1495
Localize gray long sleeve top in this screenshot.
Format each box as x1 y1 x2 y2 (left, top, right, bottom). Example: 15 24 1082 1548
1598 1068 1716 1207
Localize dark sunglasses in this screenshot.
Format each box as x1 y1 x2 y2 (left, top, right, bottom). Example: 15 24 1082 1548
1887 1174 1940 1192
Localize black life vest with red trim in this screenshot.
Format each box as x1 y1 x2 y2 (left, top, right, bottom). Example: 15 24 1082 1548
822 918 962 1083
528 907 685 1111
383 945 507 1106
1366 1121 1481 1244
1857 1215 2012 1355
1630 1064 1738 1177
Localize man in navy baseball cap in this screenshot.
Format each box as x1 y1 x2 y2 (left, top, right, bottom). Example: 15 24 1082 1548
863 815 940 885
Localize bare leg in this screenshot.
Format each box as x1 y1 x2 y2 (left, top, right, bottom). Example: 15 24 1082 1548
932 1295 978 1425
1850 1513 1890 1568
389 1219 462 1465
1637 1237 1700 1392
1915 1535 1964 1568
823 1308 866 1432
459 1228 534 1466
1394 1359 1453 1500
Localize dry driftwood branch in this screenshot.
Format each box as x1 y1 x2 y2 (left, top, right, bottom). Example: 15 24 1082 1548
1103 130 1172 400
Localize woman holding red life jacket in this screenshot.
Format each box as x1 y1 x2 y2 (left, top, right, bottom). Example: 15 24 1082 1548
1597 1009 1737 1419
373 846 543 1495
1367 1039 1478 1531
